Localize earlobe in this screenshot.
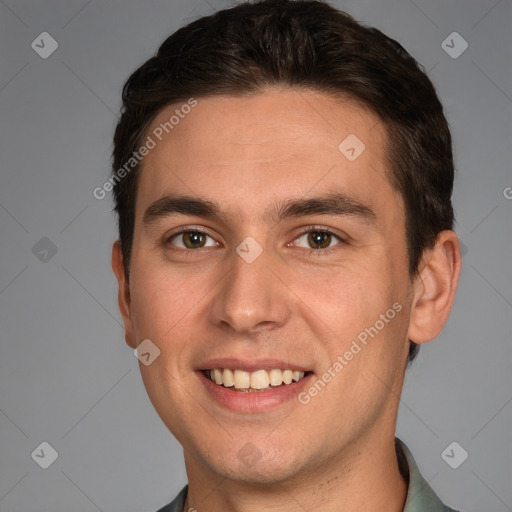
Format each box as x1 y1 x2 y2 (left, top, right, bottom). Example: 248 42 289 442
407 231 462 344
111 240 137 348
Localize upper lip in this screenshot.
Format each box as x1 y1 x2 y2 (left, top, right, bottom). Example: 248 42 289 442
197 358 312 373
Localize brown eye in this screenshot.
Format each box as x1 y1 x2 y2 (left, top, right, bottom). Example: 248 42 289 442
168 231 216 249
183 232 206 248
307 231 332 249
293 230 344 251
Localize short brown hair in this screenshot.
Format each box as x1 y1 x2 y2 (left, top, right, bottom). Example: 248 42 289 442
112 0 455 362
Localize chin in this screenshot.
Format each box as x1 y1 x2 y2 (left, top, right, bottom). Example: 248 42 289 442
194 437 311 485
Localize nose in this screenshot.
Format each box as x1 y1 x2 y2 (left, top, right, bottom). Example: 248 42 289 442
208 242 292 335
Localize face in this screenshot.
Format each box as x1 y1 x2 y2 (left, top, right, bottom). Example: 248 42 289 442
114 88 416 484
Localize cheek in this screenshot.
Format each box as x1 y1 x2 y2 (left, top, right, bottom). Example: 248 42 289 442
127 259 224 376
289 255 408 374
129 265 197 340
295 261 394 330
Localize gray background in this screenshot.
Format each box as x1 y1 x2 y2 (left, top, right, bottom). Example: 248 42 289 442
0 0 511 511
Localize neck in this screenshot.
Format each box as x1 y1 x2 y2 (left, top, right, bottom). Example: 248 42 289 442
183 432 408 512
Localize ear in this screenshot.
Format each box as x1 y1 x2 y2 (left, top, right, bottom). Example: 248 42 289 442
408 231 462 344
112 240 136 348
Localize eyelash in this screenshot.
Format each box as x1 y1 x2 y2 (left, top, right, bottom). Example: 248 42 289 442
164 225 347 256
293 226 347 256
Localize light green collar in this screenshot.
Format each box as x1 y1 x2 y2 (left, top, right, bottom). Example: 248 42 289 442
397 438 459 512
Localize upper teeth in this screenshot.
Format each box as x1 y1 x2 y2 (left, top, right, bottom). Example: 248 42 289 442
208 368 306 390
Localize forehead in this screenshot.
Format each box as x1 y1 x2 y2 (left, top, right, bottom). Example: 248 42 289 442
134 88 401 226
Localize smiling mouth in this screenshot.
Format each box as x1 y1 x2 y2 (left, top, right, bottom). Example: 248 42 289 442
203 368 310 392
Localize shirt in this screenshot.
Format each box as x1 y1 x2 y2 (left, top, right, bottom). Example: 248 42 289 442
156 438 459 512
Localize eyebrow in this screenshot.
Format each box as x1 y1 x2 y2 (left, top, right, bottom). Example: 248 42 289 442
142 192 378 227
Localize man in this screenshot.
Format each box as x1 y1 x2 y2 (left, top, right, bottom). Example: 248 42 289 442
111 1 462 510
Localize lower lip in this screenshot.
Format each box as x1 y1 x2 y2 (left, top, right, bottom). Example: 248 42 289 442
197 371 314 413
